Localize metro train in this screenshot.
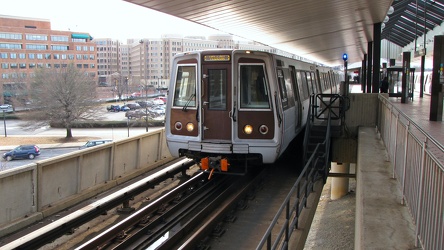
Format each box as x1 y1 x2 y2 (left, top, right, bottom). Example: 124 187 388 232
165 49 342 174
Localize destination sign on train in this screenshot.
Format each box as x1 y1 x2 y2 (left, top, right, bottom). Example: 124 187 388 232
204 55 231 61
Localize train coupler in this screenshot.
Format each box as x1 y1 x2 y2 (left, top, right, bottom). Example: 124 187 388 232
200 156 230 179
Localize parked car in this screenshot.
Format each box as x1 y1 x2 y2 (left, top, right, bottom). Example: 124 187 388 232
106 105 121 112
0 104 13 113
149 106 166 115
153 97 167 104
153 98 165 105
2 145 41 161
131 92 141 98
79 139 113 149
137 100 154 108
120 105 130 112
125 110 148 119
126 103 141 110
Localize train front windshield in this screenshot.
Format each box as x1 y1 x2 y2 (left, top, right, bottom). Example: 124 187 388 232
240 64 270 109
173 65 197 107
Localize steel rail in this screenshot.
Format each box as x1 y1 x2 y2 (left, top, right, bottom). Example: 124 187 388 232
1 158 194 250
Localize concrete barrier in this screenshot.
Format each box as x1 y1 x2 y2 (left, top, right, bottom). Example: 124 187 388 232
0 128 174 237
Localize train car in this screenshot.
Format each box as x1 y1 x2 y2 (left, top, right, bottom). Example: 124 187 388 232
165 50 340 174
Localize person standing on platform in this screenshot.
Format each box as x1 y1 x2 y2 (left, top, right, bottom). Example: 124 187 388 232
380 77 389 93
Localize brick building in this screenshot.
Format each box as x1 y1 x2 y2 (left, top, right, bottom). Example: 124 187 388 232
0 15 96 105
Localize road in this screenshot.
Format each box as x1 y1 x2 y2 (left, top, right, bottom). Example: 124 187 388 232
0 105 165 170
0 147 77 170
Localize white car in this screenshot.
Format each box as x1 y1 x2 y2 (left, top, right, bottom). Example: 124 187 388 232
149 106 165 115
152 99 164 105
0 104 13 112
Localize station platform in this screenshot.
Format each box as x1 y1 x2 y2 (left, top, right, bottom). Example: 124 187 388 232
306 91 443 249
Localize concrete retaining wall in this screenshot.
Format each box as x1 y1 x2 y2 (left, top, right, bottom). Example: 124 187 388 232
0 129 174 237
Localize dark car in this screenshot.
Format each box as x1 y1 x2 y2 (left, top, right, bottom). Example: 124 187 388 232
136 100 154 108
125 110 148 119
2 145 41 161
106 105 121 112
126 103 141 110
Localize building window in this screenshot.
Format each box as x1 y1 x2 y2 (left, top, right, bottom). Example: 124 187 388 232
77 64 82 68
89 46 94 51
76 46 81 51
29 63 36 68
76 55 82 60
1 63 8 69
37 63 43 68
10 53 17 59
83 54 88 60
19 53 26 59
10 63 18 68
2 74 8 79
37 54 43 59
51 35 69 42
68 54 74 60
26 34 47 40
28 53 35 59
45 64 51 68
89 54 95 60
51 45 69 51
1 53 7 59
61 54 67 60
53 54 60 59
19 63 26 69
0 43 21 49
45 54 51 59
83 64 89 68
54 64 60 68
26 44 47 50
20 73 27 78
90 64 95 68
83 46 88 51
0 33 22 39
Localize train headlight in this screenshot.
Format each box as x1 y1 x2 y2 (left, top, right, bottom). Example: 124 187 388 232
259 125 269 135
186 123 194 132
243 125 253 135
174 122 182 131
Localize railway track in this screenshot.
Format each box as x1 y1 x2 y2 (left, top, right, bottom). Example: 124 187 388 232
77 167 265 249
1 159 265 250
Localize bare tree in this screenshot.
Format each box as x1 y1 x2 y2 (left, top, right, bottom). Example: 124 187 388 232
28 64 97 138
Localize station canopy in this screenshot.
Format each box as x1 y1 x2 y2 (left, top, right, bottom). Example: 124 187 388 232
124 0 444 66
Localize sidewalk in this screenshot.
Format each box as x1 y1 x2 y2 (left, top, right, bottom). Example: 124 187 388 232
0 126 159 151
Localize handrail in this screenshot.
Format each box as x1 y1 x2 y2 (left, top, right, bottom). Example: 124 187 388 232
257 96 334 250
378 94 444 152
377 94 443 249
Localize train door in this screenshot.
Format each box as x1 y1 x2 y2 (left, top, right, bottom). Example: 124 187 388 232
289 66 302 128
201 62 232 141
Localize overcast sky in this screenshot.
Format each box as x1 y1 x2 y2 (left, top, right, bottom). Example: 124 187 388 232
1 0 224 41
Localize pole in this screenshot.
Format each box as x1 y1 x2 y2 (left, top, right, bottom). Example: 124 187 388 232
127 117 130 137
3 110 7 137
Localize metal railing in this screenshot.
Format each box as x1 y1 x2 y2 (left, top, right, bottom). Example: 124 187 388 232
378 94 444 250
257 95 334 250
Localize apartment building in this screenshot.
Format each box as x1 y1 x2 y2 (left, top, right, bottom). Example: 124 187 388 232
0 15 96 104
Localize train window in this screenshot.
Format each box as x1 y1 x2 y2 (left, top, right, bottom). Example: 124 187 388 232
277 69 290 109
208 69 227 110
296 71 309 100
173 65 196 107
310 72 319 94
239 64 270 109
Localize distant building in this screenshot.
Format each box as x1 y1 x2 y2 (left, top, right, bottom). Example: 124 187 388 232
0 15 97 104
